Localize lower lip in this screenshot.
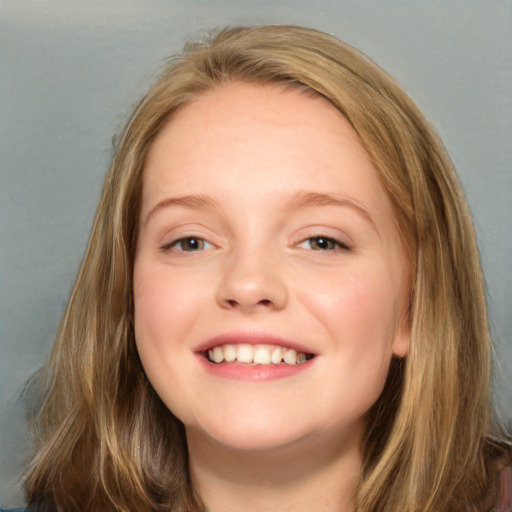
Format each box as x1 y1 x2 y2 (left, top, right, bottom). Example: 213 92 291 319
197 355 314 381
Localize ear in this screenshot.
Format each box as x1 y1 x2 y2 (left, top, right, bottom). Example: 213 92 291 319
391 318 410 357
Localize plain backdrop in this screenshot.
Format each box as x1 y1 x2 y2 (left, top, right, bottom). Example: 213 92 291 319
1 0 511 506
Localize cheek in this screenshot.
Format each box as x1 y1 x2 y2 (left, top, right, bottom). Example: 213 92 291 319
302 266 398 342
290 268 398 430
133 263 202 363
132 263 207 419
134 262 206 325
297 262 404 396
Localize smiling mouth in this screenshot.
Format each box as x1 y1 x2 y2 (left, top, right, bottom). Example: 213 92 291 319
204 344 315 365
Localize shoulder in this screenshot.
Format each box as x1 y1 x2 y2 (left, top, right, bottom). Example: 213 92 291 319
1 504 55 512
497 465 512 511
0 508 49 512
0 508 50 512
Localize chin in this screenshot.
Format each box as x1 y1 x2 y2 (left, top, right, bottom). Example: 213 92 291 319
209 431 307 453
186 412 313 453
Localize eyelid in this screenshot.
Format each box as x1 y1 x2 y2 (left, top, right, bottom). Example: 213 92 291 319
160 236 215 253
296 235 350 251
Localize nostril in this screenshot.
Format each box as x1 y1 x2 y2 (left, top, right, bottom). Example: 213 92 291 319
225 298 273 308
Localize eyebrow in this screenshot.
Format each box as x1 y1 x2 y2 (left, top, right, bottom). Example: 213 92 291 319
285 191 377 230
143 194 219 227
143 190 376 231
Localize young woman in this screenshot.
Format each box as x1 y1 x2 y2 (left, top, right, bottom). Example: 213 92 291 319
14 25 511 511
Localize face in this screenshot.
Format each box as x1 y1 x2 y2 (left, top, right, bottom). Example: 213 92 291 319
133 83 410 454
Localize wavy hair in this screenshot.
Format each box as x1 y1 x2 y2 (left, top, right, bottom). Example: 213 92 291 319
24 25 510 512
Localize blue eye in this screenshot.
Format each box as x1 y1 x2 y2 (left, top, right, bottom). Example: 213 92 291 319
299 236 348 251
163 237 212 252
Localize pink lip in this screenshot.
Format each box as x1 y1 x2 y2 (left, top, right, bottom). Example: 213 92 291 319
197 355 314 381
194 331 316 382
194 332 315 354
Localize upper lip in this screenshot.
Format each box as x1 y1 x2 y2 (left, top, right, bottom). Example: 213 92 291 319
194 331 316 355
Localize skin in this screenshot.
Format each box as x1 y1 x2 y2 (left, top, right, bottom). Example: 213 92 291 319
133 82 410 511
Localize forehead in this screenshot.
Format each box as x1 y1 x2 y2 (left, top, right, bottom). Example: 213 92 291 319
142 82 389 210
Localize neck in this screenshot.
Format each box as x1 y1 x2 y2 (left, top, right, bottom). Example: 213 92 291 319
186 428 362 512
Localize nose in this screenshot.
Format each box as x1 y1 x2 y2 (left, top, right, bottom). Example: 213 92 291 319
216 249 288 312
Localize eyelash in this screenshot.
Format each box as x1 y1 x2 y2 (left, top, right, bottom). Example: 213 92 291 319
160 235 350 254
160 236 213 253
298 235 349 252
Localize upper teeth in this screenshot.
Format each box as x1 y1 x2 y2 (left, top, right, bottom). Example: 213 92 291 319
207 344 309 365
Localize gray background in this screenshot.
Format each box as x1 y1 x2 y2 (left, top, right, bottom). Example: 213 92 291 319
1 0 511 506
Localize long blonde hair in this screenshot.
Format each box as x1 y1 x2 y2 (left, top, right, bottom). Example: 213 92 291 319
24 25 509 512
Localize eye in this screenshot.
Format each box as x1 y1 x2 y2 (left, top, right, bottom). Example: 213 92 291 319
298 236 349 251
162 237 213 252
